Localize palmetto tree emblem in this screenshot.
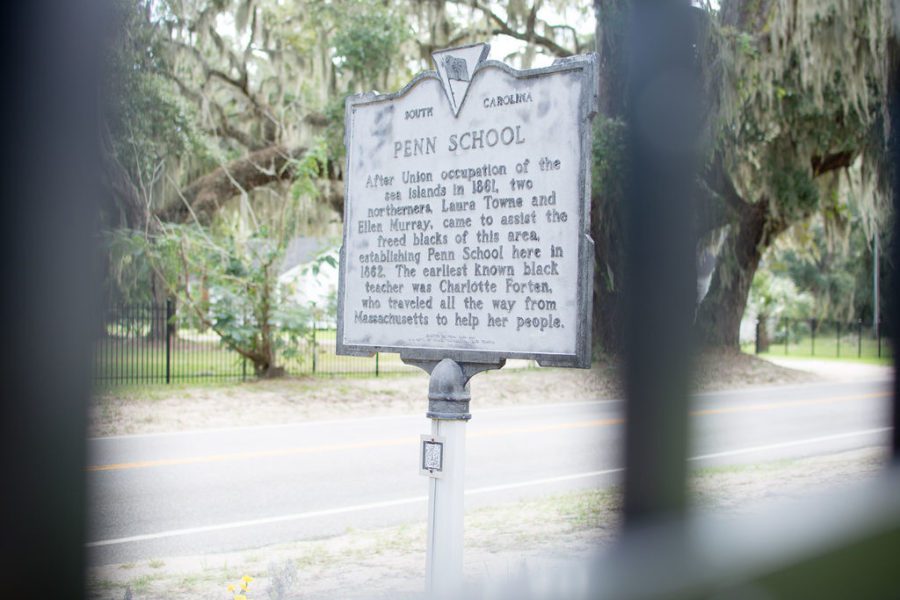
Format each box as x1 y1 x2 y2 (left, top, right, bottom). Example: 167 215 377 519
441 55 469 106
432 43 489 116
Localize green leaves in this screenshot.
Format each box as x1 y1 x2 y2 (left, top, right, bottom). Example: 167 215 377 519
767 159 819 220
109 217 322 377
290 138 328 202
331 0 410 90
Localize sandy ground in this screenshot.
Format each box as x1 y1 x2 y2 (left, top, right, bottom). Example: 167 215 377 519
765 356 892 382
86 446 888 600
90 350 819 437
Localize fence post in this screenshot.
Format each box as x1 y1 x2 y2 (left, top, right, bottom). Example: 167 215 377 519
810 318 816 356
376 352 380 377
755 319 761 354
242 358 247 382
879 319 883 358
837 321 841 358
784 317 789 355
858 318 863 358
312 324 317 374
165 298 173 384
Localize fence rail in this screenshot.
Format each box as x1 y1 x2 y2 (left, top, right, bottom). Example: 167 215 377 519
748 317 891 360
94 301 417 385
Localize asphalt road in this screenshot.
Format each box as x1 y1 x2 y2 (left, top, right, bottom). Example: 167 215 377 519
86 376 893 566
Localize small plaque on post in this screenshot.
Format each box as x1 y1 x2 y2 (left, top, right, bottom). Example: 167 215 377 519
420 434 445 478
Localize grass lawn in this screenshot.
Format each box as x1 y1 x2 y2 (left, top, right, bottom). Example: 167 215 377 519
741 336 892 365
94 330 418 385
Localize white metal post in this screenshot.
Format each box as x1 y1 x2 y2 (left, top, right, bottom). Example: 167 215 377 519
410 358 501 598
425 418 467 597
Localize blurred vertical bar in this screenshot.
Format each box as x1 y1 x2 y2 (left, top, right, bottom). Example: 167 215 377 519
889 3 900 461
0 0 105 596
622 0 701 526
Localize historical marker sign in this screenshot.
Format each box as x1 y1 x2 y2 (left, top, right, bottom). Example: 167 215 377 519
337 44 597 368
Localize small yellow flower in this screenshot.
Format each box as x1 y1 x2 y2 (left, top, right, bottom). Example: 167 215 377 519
241 575 254 583
227 583 236 592
235 595 246 600
241 582 248 591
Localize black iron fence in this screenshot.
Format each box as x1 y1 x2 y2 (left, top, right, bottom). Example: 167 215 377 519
93 301 417 385
749 317 891 360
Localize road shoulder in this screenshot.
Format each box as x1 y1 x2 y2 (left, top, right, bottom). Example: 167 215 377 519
85 446 885 600
91 350 818 437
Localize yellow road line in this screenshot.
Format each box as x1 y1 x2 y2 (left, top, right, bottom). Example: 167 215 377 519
87 438 414 472
88 391 889 473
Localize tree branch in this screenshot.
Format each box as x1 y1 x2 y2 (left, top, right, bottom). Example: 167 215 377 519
165 38 276 128
446 0 574 57
704 152 752 217
158 144 305 223
811 151 854 176
171 239 266 365
100 120 149 230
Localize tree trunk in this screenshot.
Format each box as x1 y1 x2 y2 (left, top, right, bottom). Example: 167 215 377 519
250 262 286 378
197 274 209 333
593 185 626 354
158 144 306 223
157 143 346 223
695 200 773 347
757 315 770 352
591 0 629 355
100 123 147 231
148 273 170 340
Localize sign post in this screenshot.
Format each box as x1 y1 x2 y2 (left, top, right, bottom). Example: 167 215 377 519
409 357 502 596
337 43 597 596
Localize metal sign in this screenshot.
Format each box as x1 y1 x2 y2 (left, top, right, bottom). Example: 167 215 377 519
420 434 445 478
336 45 597 369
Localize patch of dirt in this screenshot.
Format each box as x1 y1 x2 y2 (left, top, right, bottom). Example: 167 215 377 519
693 348 820 391
86 447 886 600
90 351 817 437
